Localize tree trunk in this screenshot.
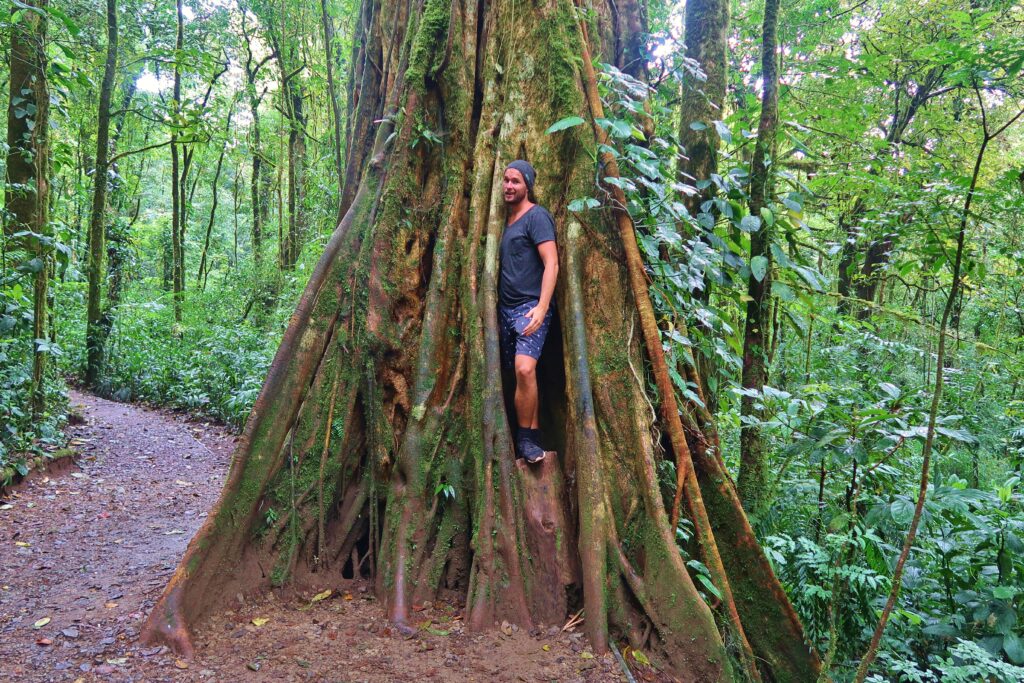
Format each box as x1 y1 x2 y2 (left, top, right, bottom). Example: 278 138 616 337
838 67 945 321
242 9 270 265
283 78 307 269
677 0 729 413
197 98 236 289
854 233 893 321
835 198 863 317
143 3 818 680
98 82 142 354
320 0 345 206
338 0 384 218
170 0 184 322
5 0 51 419
677 0 728 218
85 0 118 387
738 0 780 514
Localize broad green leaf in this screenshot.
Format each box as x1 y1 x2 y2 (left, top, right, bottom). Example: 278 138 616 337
545 116 585 134
738 215 761 233
750 256 769 282
891 497 915 525
567 197 600 212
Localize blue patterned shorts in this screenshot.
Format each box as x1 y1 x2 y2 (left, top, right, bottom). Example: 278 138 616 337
499 300 553 369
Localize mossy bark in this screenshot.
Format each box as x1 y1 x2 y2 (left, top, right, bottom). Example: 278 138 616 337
143 2 817 680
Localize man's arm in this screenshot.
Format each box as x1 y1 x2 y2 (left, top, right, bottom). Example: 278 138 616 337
524 241 558 335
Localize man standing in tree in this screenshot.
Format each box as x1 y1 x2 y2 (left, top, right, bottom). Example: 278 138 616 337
499 160 559 464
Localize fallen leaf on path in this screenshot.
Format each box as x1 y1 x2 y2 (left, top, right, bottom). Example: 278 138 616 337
35 638 52 646
251 617 269 627
311 589 332 602
104 601 118 609
15 541 30 547
542 645 550 652
343 592 353 601
580 651 594 659
633 649 651 665
106 658 127 665
174 659 189 670
0 504 12 510
247 662 261 671
174 480 193 487
33 617 50 628
71 473 87 479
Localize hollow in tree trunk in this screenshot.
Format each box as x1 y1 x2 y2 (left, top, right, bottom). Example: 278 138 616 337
143 3 820 680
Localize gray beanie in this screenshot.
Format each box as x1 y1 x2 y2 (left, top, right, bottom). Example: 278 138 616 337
506 160 536 192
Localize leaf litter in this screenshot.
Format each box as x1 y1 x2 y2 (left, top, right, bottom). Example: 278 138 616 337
0 391 666 682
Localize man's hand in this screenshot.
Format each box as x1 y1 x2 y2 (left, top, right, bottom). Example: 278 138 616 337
522 305 547 336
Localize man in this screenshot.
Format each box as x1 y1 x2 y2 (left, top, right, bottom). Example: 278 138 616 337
498 160 558 464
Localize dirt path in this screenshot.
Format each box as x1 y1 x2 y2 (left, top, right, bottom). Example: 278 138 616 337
1 392 641 682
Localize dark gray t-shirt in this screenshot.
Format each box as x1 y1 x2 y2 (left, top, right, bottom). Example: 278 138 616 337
499 205 556 308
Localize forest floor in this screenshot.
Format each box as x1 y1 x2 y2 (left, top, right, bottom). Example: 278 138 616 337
0 391 643 682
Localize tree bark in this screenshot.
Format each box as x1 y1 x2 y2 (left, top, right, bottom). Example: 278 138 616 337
320 0 345 204
5 0 51 418
242 9 271 265
837 67 946 320
677 0 728 218
338 0 384 218
143 3 818 680
98 82 142 354
85 0 118 387
197 98 236 289
677 0 729 413
283 78 306 268
738 0 781 514
170 0 184 322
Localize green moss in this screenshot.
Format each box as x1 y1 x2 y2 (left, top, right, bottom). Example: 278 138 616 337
406 0 451 90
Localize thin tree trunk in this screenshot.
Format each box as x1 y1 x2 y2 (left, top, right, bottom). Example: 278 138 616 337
284 80 306 268
738 0 780 514
232 161 240 268
85 0 118 387
853 91 1024 683
320 0 344 204
171 0 184 322
242 10 270 265
197 98 236 289
338 0 382 217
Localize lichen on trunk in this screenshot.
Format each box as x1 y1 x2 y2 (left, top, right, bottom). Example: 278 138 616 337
142 2 819 680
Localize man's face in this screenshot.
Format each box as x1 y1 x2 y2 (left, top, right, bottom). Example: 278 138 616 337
503 169 528 206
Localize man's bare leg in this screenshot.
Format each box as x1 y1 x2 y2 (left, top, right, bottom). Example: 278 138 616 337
514 354 540 429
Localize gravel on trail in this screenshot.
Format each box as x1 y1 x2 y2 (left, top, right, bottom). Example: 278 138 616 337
1 391 655 682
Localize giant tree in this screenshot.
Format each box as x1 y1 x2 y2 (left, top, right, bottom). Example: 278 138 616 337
142 2 820 680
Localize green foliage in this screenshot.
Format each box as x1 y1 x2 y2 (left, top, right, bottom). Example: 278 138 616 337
57 272 301 426
0 262 67 480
